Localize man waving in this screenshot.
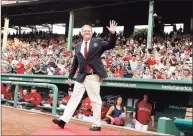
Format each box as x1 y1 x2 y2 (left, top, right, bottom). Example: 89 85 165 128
52 20 117 131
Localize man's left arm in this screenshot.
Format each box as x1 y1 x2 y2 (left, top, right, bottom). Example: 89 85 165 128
101 20 117 51
101 33 117 51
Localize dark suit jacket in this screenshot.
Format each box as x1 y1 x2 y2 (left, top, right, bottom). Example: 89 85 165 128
68 33 117 83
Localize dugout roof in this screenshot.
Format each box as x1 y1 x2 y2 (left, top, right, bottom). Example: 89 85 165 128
1 0 192 27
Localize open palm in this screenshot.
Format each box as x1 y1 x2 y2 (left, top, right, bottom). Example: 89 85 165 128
106 20 117 34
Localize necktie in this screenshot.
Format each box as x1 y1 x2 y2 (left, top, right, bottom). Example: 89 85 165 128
84 41 92 73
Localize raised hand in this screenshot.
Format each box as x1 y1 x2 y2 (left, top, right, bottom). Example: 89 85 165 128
106 20 117 34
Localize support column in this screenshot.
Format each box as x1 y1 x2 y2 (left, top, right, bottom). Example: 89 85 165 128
51 24 53 33
67 11 75 52
190 17 193 34
65 22 69 37
2 17 9 51
147 0 154 49
14 85 19 108
19 26 21 35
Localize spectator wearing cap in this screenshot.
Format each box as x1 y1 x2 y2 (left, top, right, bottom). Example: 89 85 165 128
75 97 93 118
41 90 54 108
26 87 42 108
59 88 73 109
133 94 155 131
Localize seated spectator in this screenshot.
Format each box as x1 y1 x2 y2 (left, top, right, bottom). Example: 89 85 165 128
59 88 73 109
101 101 110 123
75 97 93 119
19 89 30 102
41 90 54 108
106 95 127 126
1 84 13 100
25 86 42 109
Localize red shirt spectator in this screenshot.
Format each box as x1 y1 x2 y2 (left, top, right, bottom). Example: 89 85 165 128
114 71 124 78
79 97 92 116
46 97 53 104
106 56 113 68
101 106 109 119
1 85 12 100
27 87 42 106
113 64 124 78
16 61 25 74
146 57 156 69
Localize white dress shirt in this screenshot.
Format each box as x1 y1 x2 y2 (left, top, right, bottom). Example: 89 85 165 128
81 40 90 58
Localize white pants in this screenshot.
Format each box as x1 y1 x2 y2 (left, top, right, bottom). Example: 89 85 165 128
135 120 148 131
60 74 102 127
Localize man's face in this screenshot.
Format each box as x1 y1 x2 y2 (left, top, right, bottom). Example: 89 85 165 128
81 26 92 41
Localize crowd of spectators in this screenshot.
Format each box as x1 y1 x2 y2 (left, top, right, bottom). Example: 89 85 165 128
1 31 192 80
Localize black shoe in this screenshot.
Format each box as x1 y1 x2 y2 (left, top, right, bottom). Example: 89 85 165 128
52 118 66 129
89 126 101 131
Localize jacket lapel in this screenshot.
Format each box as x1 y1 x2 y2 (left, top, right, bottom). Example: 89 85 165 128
77 42 84 58
87 39 94 58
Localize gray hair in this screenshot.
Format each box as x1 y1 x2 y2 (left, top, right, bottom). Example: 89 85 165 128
81 25 92 32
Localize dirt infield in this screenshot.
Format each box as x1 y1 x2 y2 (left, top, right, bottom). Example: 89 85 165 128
2 106 162 135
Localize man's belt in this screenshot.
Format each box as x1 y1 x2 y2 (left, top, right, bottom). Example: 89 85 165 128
86 72 97 75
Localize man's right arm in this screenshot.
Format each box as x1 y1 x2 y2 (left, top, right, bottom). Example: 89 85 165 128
68 54 78 80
